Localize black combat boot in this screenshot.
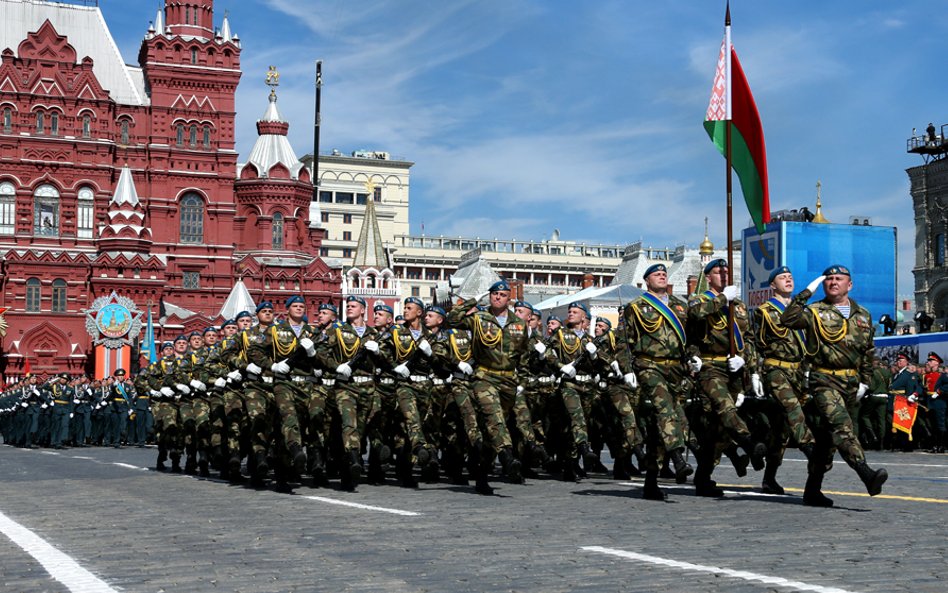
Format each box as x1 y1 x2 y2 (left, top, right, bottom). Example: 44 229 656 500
723 444 749 477
799 442 815 461
670 448 694 484
366 447 385 485
530 441 550 467
642 468 667 501
197 450 210 478
184 454 198 475
693 458 724 497
156 447 168 472
854 461 888 496
288 443 307 475
397 445 418 489
170 451 182 473
760 458 784 495
347 448 363 484
498 447 523 483
227 452 243 482
612 454 632 480
412 444 431 467
250 450 269 486
577 442 599 474
802 471 833 507
738 436 767 471
630 445 647 477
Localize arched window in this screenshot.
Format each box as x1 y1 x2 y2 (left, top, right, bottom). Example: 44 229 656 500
936 233 946 267
190 47 198 65
202 126 210 148
52 279 67 312
33 184 59 237
0 181 14 235
176 123 184 146
50 112 59 136
77 187 95 239
81 114 91 138
120 120 129 145
186 5 191 25
189 124 197 147
2 107 11 133
26 278 41 312
272 212 284 249
179 193 204 244
35 111 44 134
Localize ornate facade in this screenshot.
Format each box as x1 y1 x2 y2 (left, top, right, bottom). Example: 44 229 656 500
907 157 948 325
0 0 339 378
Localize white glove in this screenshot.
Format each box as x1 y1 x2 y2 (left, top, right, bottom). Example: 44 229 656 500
585 342 598 357
418 339 432 357
458 361 473 376
214 377 227 389
336 363 352 379
246 363 263 376
722 285 739 302
20 402 28 408
751 373 764 398
534 342 547 355
363 340 379 354
128 410 134 418
190 379 206 392
227 370 243 382
394 363 410 378
624 372 638 389
271 360 291 375
41 403 48 409
160 387 175 398
735 392 746 408
560 362 577 379
70 413 74 418
175 383 190 395
934 392 941 400
300 337 316 357
610 360 621 375
856 383 869 400
727 356 745 373
312 369 323 378
446 375 453 384
908 394 918 404
73 399 81 404
688 356 703 373
806 275 826 294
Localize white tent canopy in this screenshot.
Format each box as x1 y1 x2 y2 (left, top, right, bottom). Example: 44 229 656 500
533 283 645 312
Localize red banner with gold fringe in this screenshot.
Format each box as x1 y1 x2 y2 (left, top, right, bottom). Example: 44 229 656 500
892 394 919 440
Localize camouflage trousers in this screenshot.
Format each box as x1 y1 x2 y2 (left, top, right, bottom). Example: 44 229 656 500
306 380 331 451
332 378 377 453
242 382 274 455
446 377 483 450
272 378 309 449
635 365 687 458
523 377 554 445
222 386 245 455
368 378 404 452
471 370 514 453
697 362 752 445
763 365 814 449
396 379 431 450
558 377 596 448
152 400 180 453
178 396 211 453
807 371 866 474
600 382 643 455
424 382 452 449
206 391 226 450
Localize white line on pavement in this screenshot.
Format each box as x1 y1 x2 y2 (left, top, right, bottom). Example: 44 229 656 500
39 451 60 456
0 509 118 593
783 458 948 469
112 462 148 471
618 482 790 499
581 546 861 593
301 495 420 516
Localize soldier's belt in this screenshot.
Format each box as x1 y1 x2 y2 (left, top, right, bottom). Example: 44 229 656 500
378 378 395 386
261 377 274 384
570 374 593 383
636 356 679 366
763 358 802 370
702 355 729 363
352 376 374 384
477 366 515 377
112 398 126 403
431 378 447 386
890 389 906 394
409 375 430 383
873 393 890 399
54 399 69 404
322 379 336 387
538 376 555 384
290 376 310 383
137 396 150 399
813 367 858 378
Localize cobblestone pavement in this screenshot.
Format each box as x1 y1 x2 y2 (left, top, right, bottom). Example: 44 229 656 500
0 444 945 593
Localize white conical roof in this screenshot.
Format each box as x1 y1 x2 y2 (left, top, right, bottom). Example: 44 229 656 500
244 91 306 179
221 13 232 42
218 280 256 320
154 9 164 35
113 164 140 206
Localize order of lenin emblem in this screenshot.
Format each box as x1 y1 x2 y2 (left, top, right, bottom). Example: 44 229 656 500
84 292 143 348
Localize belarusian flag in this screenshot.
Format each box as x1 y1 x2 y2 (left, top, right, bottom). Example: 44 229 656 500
703 6 770 233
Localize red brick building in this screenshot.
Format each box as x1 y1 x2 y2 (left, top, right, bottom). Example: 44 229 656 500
0 0 340 378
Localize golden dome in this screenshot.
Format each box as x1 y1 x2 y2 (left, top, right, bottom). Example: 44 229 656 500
699 217 714 255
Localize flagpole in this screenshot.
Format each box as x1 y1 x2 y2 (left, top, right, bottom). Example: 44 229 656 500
724 2 736 357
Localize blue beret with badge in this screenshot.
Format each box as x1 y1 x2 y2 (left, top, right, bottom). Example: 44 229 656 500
161 341 174 350
346 295 367 307
488 279 510 293
373 303 394 314
426 305 446 318
703 258 728 275
202 326 218 335
531 306 542 317
222 318 237 327
514 300 533 310
547 314 561 323
174 334 188 343
643 263 666 279
597 317 613 329
404 296 423 308
822 264 851 277
256 301 274 312
319 303 338 314
235 311 253 321
285 295 305 308
188 331 202 339
568 301 590 318
768 265 791 284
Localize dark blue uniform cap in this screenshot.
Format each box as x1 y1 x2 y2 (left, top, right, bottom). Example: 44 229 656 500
768 265 792 284
202 326 218 335
235 311 253 321
568 301 590 318
822 264 851 277
703 258 728 275
256 301 274 312
643 263 666 280
488 279 510 293
285 295 305 308
346 295 367 307
222 319 237 327
174 334 188 343
161 341 174 350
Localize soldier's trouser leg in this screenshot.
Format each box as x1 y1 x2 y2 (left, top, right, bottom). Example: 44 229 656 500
50 408 67 447
273 382 303 448
471 372 513 454
207 394 226 451
931 402 947 449
558 380 589 448
396 381 429 450
764 367 814 447
242 386 272 455
451 381 481 448
355 381 379 451
223 389 244 455
333 382 362 453
637 368 686 455
134 409 148 445
192 398 212 453
605 383 642 452
810 374 865 471
307 383 329 451
524 382 549 445
698 364 751 441
498 378 536 446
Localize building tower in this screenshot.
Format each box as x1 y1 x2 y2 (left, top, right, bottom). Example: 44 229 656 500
907 124 948 326
342 185 401 322
699 217 715 265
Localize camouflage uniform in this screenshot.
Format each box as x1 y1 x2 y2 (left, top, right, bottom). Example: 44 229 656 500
259 322 307 458
593 328 643 462
430 328 482 475
241 323 277 461
378 324 434 457
541 325 599 462
150 355 182 470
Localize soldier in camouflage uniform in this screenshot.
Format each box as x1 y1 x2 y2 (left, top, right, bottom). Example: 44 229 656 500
302 303 339 484
218 311 255 479
316 296 378 490
446 279 526 482
781 265 888 506
515 301 551 474
241 302 279 485
752 266 816 494
172 332 204 473
366 303 399 484
201 320 236 473
687 258 767 497
623 263 695 500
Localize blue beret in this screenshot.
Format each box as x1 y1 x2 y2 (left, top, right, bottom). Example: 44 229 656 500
395 315 405 322
188 331 202 338
374 303 394 314
285 295 305 308
404 296 424 308
202 327 218 335
426 305 446 317
174 334 188 343
643 263 666 279
768 266 791 284
235 311 253 321
488 279 510 293
822 264 851 277
161 341 174 349
222 319 237 327
531 307 542 317
547 314 561 323
319 303 338 314
514 300 533 310
114 369 126 377
568 302 590 318
256 301 274 312
703 258 728 275
597 317 613 329
346 295 366 307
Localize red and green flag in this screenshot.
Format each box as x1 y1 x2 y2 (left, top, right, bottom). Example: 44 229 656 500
704 7 770 233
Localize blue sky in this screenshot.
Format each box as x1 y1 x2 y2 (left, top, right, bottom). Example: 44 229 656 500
102 1 942 296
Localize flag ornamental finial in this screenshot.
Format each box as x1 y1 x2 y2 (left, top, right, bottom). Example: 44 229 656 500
813 180 829 223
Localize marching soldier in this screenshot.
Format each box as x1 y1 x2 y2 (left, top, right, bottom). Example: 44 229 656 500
107 369 135 448
48 373 72 449
241 302 279 485
782 265 888 506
